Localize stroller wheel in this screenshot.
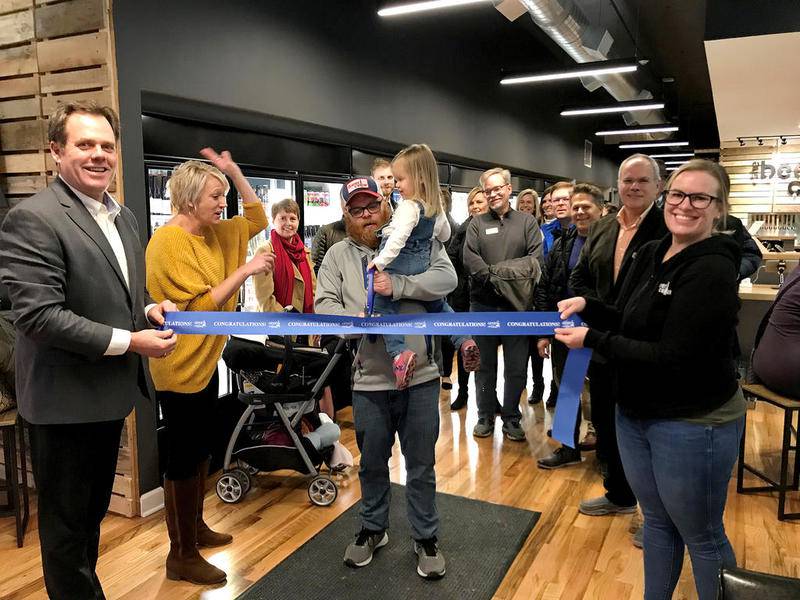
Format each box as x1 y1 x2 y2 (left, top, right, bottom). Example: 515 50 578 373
231 468 251 494
216 471 248 504
237 459 259 476
308 475 338 506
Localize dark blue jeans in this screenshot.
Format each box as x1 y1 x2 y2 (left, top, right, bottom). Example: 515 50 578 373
616 408 744 600
351 379 440 540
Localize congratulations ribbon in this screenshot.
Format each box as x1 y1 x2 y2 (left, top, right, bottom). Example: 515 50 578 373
162 310 590 448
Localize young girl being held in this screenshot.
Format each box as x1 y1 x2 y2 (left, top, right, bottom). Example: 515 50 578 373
367 143 479 389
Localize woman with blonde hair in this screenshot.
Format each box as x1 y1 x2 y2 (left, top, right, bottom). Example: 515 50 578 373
556 159 744 600
146 148 273 585
447 186 488 409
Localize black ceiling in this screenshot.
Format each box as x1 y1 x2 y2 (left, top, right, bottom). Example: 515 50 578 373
371 0 722 157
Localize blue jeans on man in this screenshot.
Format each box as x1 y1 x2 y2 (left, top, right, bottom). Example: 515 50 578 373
352 379 440 540
616 408 743 600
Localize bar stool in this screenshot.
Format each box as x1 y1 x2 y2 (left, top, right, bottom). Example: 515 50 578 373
0 409 30 547
738 383 800 521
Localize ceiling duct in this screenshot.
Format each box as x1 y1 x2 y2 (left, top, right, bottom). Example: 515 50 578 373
495 0 671 142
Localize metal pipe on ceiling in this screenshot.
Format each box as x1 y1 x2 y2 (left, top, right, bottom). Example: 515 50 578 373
501 0 670 141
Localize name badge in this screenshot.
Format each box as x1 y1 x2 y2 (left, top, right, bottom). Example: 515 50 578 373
485 227 499 235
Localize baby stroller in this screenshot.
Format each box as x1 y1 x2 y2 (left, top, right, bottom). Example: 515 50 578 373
217 334 347 506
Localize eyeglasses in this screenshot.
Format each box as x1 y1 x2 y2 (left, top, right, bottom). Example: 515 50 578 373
347 200 382 218
664 189 716 209
482 184 509 197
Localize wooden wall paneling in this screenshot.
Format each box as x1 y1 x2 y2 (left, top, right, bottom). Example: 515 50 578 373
0 95 39 119
36 30 108 72
0 0 137 517
0 43 36 77
40 88 111 115
0 0 33 16
40 64 108 93
0 73 38 98
1 173 45 194
0 7 33 46
35 0 105 39
0 119 43 150
0 150 44 172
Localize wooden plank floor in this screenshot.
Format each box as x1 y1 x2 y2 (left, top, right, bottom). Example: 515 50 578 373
1 358 798 599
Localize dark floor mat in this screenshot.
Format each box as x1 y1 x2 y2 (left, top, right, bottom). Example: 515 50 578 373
236 483 540 600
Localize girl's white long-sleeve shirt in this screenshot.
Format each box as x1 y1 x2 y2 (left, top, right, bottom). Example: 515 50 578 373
372 199 450 271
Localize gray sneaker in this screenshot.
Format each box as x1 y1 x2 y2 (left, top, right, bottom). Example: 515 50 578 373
413 537 446 579
501 419 526 442
472 418 494 438
343 529 388 567
578 495 637 516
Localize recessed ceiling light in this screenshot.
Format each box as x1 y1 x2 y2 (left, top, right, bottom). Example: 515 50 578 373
378 0 489 17
619 141 690 148
502 63 637 86
649 153 694 158
560 101 665 116
596 125 678 136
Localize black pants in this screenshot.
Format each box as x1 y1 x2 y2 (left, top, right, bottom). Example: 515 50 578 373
588 361 637 506
158 372 218 480
29 418 125 600
526 337 545 392
440 335 470 394
322 335 354 413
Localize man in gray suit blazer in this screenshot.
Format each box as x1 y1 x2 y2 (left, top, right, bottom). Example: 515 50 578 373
0 102 177 600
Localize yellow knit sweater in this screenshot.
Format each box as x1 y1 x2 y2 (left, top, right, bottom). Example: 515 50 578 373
146 203 267 393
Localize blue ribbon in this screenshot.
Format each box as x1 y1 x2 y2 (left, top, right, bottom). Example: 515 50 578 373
162 310 590 448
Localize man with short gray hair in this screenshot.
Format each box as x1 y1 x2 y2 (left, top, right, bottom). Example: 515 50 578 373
463 167 543 442
569 153 667 523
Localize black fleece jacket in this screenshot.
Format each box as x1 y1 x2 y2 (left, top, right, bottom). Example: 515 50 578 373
581 234 741 419
535 226 579 311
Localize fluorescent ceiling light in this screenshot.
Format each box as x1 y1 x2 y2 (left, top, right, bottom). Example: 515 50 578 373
596 125 678 136
619 141 690 149
561 102 664 116
664 160 687 165
501 64 636 85
378 0 489 17
649 153 695 158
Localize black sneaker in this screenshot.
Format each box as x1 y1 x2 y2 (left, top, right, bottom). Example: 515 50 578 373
413 537 446 579
537 446 582 470
343 529 388 567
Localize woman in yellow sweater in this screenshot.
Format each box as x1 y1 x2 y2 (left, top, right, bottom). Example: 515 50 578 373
146 147 272 586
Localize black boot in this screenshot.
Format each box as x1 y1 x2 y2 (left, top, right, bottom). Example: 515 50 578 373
450 391 468 410
545 381 558 410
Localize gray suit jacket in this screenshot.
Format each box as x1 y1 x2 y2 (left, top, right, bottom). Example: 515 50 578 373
0 179 153 424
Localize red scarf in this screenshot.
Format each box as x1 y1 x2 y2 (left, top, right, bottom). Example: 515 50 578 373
270 229 314 313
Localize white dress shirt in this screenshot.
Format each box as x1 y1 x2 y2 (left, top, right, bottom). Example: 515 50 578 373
61 177 140 355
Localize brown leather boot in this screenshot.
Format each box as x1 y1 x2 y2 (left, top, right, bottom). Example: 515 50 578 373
196 459 233 548
164 476 227 585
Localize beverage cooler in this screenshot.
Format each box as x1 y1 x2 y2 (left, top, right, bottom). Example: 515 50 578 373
301 178 345 248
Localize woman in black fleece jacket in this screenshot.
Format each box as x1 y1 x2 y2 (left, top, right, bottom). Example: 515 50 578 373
555 160 744 600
